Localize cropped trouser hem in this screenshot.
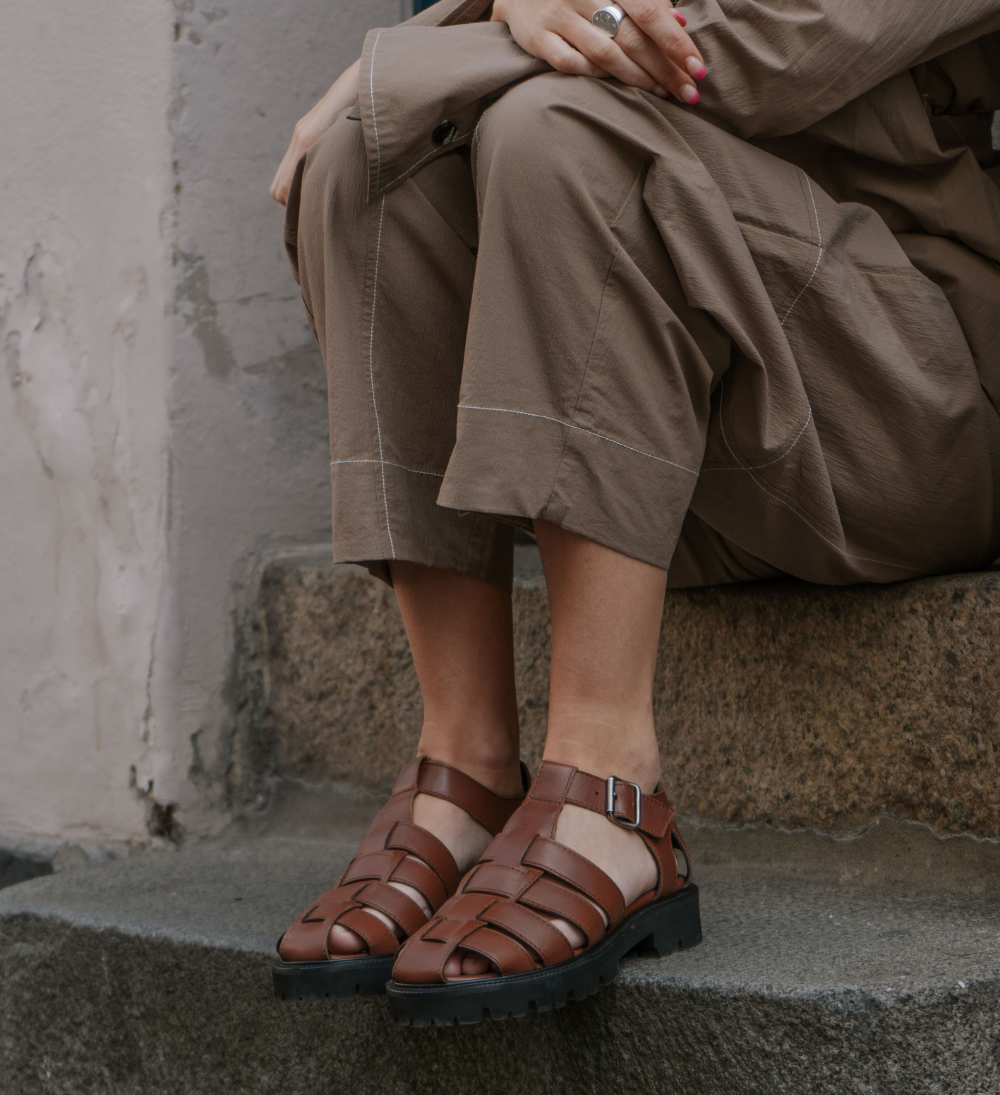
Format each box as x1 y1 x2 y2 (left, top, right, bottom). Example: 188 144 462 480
331 462 515 589
289 57 1000 593
438 405 698 572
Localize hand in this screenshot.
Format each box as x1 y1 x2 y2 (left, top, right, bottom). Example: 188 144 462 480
492 0 706 104
270 58 361 206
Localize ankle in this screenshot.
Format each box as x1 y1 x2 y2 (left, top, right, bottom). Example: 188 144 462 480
542 728 661 793
543 706 660 790
546 754 661 795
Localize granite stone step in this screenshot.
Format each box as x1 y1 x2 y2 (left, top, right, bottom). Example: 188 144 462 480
238 547 1000 842
2 792 998 1095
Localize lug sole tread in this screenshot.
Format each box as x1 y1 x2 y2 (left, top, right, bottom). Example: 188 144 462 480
387 885 701 1026
272 953 395 1000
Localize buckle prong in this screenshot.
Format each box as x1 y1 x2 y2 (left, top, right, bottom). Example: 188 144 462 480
605 775 642 830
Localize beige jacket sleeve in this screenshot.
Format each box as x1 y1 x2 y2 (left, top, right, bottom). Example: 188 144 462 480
403 0 1000 138
397 0 492 29
360 1 1000 197
670 0 1000 137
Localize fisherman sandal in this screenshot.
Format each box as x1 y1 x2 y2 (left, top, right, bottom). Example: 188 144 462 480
273 756 529 1000
385 760 701 1025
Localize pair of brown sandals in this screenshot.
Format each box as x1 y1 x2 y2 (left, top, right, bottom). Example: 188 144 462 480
273 756 701 1026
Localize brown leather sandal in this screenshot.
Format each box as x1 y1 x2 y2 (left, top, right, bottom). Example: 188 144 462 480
385 760 700 1025
273 756 529 1000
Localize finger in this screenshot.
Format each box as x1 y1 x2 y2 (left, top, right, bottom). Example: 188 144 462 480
612 19 674 88
561 16 669 96
271 138 309 206
270 157 294 206
619 0 706 79
533 28 610 78
614 18 702 102
270 170 289 206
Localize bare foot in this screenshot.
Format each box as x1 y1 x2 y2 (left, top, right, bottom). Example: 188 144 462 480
326 794 494 955
444 803 659 977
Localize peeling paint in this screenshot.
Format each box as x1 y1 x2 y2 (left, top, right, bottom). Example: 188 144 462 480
3 0 397 853
0 0 172 847
129 766 184 844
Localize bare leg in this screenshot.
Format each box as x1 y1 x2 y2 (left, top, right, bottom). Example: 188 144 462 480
394 561 522 794
329 562 522 954
537 522 665 788
450 520 666 975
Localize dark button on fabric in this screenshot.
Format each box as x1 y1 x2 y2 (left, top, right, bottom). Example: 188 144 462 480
432 121 459 146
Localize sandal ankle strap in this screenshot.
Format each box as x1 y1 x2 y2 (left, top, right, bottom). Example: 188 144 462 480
528 762 674 839
394 756 528 836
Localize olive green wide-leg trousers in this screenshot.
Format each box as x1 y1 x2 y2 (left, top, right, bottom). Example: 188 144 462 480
286 71 1000 591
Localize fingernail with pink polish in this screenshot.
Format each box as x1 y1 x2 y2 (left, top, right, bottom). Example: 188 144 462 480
686 57 707 80
680 84 700 105
654 86 670 99
672 10 688 26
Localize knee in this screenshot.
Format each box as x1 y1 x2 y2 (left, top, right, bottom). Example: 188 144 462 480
475 73 636 212
475 73 581 184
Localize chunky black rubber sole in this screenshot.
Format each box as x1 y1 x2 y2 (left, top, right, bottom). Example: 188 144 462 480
272 952 395 1000
385 883 701 1026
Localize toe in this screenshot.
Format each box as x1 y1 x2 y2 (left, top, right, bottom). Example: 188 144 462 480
326 924 367 955
460 950 491 976
548 916 586 950
443 948 493 978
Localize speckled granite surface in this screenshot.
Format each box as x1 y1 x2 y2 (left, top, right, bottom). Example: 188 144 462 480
254 556 1000 838
655 570 1000 837
2 826 998 1095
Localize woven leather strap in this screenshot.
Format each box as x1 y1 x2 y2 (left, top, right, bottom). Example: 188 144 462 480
392 760 692 984
277 756 526 962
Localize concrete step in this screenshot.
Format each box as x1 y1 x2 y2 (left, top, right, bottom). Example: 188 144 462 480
2 792 998 1095
240 547 1000 841
0 845 52 891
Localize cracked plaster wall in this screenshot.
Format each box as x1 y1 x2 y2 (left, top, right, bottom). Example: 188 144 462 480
161 0 405 835
0 1 173 847
1 0 405 848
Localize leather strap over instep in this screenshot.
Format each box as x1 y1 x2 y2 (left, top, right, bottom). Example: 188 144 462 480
278 756 526 962
391 760 693 985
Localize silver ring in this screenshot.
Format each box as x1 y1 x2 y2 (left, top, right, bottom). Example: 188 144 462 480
592 4 625 37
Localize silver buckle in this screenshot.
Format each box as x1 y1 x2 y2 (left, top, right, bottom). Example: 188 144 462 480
605 776 642 829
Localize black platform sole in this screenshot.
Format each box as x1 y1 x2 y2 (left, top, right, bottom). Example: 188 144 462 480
385 884 701 1026
272 952 395 1000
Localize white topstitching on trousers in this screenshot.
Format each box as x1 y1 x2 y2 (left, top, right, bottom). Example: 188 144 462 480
370 31 383 192
457 405 699 476
780 175 824 327
703 391 813 473
716 400 923 573
331 459 444 478
368 195 395 557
